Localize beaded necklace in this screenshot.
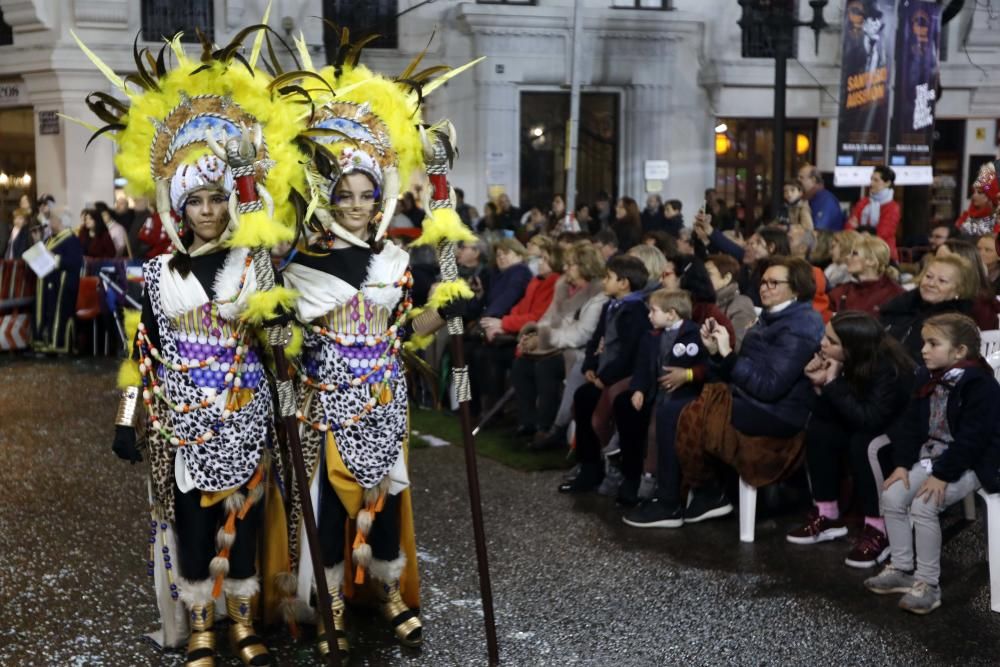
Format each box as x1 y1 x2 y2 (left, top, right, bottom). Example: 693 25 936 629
295 271 414 433
136 253 256 447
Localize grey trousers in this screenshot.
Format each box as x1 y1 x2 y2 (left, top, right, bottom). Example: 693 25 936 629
554 356 586 428
881 462 980 587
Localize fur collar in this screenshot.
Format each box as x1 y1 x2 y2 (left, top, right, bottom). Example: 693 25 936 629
156 247 256 320
283 242 409 322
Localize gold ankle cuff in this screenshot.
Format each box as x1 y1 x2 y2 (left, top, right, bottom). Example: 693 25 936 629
317 592 349 657
379 583 423 648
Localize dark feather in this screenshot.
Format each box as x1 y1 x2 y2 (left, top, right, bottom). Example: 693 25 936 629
132 32 160 91
195 28 214 63
264 32 284 77
345 34 380 68
410 65 451 82
268 71 335 96
86 123 126 150
398 29 436 81
231 51 256 78
155 43 167 77
86 94 126 126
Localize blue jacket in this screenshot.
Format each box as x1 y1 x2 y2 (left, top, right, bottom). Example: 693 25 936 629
629 319 707 402
469 263 533 319
582 293 649 386
889 364 1000 491
713 300 824 428
808 188 844 232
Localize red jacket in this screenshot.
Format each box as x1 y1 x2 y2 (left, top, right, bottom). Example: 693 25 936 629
79 229 117 258
848 197 900 261
829 274 904 316
501 272 561 333
812 266 832 323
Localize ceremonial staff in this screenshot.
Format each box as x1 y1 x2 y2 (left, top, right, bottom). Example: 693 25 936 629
219 129 341 667
415 124 500 666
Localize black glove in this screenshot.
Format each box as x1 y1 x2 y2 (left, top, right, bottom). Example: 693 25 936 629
112 426 142 464
438 297 470 321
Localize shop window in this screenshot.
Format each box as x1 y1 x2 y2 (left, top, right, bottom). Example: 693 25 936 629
713 117 816 230
520 92 619 212
324 0 398 51
141 0 213 43
0 9 12 46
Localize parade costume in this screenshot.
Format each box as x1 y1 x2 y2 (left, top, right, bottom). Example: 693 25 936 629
269 38 478 658
33 225 83 353
80 26 303 666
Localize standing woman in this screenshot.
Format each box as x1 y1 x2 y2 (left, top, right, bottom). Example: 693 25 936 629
613 196 643 252
847 165 900 262
78 208 117 258
277 63 470 653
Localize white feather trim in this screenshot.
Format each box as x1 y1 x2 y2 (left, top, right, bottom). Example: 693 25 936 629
209 556 230 579
352 543 372 569
223 576 260 598
368 553 407 584
224 491 247 515
216 527 236 551
356 509 373 537
323 563 345 593
177 576 216 607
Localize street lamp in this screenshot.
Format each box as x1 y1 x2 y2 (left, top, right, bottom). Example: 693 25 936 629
738 0 828 220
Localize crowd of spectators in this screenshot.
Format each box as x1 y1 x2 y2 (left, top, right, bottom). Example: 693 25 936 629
421 167 1000 616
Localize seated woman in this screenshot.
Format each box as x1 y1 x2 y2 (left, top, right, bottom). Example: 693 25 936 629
936 237 1000 325
880 254 995 361
465 237 533 414
786 312 914 569
823 230 860 290
474 236 560 418
828 235 902 315
705 253 756 350
512 240 607 444
676 257 824 522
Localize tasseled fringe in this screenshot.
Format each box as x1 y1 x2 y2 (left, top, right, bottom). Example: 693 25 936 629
351 483 388 585
274 570 310 638
211 465 266 598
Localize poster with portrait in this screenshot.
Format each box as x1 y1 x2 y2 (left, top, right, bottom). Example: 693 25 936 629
835 0 897 185
888 0 941 184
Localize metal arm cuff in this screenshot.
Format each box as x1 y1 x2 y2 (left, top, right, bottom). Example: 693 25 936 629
115 386 140 428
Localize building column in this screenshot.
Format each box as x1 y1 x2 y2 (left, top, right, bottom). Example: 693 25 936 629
476 80 519 206
22 70 116 218
625 83 713 221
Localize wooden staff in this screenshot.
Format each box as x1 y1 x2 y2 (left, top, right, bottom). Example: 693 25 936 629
422 127 500 665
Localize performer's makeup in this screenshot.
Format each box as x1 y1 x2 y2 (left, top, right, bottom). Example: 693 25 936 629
333 172 378 239
184 187 229 250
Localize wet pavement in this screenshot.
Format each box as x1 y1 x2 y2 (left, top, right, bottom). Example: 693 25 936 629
1 355 999 666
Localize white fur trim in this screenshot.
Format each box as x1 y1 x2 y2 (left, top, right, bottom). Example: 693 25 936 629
352 543 372 570
216 247 259 321
274 571 298 596
209 556 230 579
216 527 236 551
223 491 246 515
223 576 260 598
356 509 373 537
280 597 316 624
177 577 216 607
156 254 209 320
282 242 409 322
368 553 407 584
323 563 345 593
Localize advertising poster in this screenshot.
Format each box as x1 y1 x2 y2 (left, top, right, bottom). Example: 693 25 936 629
835 0 897 185
888 0 941 184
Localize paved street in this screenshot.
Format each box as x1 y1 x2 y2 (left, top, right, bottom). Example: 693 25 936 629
2 356 999 666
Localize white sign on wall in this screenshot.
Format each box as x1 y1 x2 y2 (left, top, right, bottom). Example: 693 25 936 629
644 160 670 181
0 82 25 108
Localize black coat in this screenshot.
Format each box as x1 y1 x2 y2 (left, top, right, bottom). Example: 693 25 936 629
814 358 913 434
889 364 1000 491
582 295 649 386
879 289 977 361
629 320 707 401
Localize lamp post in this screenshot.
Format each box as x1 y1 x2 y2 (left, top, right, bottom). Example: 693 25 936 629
738 0 828 220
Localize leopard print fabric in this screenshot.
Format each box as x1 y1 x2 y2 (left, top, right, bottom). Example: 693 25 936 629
142 257 272 515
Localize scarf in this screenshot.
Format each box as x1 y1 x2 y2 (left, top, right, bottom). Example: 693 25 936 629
860 188 894 229
916 359 987 398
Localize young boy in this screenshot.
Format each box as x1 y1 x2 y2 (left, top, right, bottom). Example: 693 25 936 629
618 291 708 522
559 255 649 494
783 180 814 232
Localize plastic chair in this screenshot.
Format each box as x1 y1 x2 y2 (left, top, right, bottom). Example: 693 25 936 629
75 275 101 356
976 489 1000 613
868 435 974 520
738 477 757 543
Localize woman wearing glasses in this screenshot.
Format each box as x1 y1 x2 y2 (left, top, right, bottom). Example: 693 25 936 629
828 235 903 315
674 257 825 523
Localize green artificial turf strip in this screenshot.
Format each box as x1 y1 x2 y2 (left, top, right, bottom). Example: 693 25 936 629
409 407 572 472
